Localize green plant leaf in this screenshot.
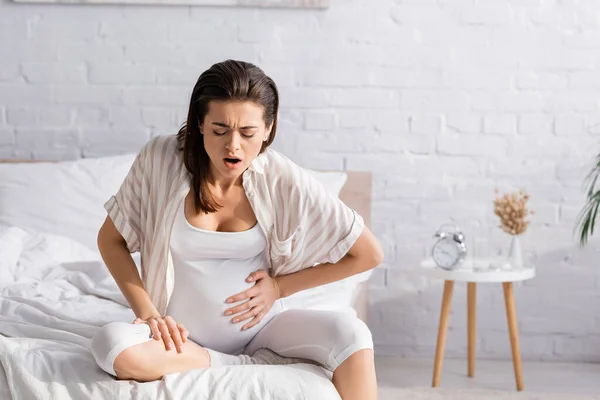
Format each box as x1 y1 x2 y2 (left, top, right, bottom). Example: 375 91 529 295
576 163 600 247
588 192 600 235
575 151 600 246
585 155 600 197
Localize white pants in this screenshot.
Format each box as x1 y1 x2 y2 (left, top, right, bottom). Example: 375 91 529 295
91 309 373 378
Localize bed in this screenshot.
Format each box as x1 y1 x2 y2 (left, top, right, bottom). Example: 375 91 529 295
0 154 372 400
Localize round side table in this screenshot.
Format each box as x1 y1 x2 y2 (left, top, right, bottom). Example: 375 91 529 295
418 258 536 391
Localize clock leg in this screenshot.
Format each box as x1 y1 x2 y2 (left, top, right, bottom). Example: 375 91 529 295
467 282 476 377
503 282 524 391
432 280 454 388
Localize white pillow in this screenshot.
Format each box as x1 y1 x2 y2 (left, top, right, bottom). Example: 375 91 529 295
18 229 102 271
0 224 101 286
0 154 136 251
304 170 347 196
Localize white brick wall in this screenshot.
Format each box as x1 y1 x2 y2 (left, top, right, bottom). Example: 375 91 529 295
1 0 599 362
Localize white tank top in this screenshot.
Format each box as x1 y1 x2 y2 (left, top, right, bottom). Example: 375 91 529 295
166 200 283 355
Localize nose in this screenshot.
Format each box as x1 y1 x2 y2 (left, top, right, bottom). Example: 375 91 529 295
226 132 241 151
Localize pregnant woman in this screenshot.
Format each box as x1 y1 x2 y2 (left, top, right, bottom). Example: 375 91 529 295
91 59 383 400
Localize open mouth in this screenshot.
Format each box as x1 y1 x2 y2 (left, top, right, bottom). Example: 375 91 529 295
223 157 243 169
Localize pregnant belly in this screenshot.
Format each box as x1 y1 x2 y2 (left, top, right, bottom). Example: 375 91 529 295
166 269 283 355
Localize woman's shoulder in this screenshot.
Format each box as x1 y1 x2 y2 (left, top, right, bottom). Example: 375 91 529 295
255 148 302 182
256 149 326 201
139 134 179 160
135 134 181 169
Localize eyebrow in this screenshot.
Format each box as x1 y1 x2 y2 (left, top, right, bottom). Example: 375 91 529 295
211 122 258 129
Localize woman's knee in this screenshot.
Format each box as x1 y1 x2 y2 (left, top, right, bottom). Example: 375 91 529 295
113 345 165 381
327 314 374 370
91 321 154 378
330 313 374 351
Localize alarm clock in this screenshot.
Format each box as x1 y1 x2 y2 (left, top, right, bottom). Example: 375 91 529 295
431 223 467 271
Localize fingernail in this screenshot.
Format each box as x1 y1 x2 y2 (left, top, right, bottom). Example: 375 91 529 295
247 277 253 282
232 318 238 323
242 326 247 331
226 299 233 303
225 311 231 316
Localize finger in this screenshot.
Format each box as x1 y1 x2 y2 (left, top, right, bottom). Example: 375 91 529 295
157 319 175 351
246 269 268 282
177 323 189 342
224 298 257 316
226 287 258 304
164 316 184 353
232 305 264 324
242 311 265 331
133 318 142 324
170 329 184 353
148 319 161 341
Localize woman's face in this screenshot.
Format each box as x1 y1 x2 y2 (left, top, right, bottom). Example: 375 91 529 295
201 100 271 181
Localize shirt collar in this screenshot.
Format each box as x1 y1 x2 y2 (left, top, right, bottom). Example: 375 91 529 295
247 151 266 175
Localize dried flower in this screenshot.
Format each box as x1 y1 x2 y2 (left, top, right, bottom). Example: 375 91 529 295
493 188 534 235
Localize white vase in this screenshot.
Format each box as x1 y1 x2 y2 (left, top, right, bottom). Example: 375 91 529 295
508 235 523 269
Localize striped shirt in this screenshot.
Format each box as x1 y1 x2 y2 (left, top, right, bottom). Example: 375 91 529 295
104 134 365 316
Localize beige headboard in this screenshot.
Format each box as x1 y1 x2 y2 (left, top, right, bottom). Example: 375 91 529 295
338 171 372 230
334 171 373 323
0 159 373 322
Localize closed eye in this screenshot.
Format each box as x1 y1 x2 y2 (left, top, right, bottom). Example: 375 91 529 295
212 130 255 139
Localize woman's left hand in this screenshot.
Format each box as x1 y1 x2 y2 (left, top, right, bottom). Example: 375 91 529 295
224 270 283 331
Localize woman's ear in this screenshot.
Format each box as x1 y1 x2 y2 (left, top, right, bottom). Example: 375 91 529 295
198 118 204 134
264 123 273 141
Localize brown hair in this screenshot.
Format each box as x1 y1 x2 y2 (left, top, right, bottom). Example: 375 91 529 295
176 59 279 214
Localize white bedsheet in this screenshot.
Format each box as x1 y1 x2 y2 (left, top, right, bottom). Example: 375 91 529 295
0 226 341 400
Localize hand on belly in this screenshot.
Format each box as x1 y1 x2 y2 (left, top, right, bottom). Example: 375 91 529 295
223 269 283 331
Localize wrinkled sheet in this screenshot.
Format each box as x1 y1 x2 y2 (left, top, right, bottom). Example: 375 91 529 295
0 226 340 400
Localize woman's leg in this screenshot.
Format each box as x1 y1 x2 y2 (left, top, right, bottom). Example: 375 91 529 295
243 309 377 400
332 348 377 400
90 321 303 381
91 321 210 381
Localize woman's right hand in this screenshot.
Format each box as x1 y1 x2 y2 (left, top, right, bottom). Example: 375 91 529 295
133 315 189 354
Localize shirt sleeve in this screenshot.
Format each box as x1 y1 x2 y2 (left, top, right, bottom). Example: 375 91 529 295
103 144 149 253
275 156 366 268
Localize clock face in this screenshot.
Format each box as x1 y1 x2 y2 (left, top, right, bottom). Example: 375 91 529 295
432 238 460 269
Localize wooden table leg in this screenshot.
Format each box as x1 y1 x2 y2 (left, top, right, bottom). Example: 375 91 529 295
467 282 476 378
432 280 454 388
503 282 524 391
